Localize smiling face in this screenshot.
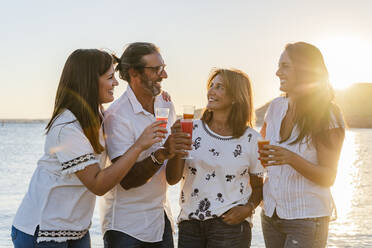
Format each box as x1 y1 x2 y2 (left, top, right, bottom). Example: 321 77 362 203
206 74 233 113
139 52 168 96
98 65 118 104
276 50 297 94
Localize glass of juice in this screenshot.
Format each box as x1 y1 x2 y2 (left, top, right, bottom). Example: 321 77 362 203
181 105 195 159
155 107 169 148
258 139 270 167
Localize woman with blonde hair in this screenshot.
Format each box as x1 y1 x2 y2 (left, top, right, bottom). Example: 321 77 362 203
259 42 345 248
168 68 264 248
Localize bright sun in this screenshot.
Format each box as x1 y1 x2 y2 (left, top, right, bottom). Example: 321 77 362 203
315 36 372 89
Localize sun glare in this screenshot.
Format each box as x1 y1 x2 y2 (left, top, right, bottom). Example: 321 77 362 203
331 131 357 221
330 130 362 236
316 36 372 90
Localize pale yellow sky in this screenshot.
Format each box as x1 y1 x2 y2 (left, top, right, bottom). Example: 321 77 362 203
1 0 372 119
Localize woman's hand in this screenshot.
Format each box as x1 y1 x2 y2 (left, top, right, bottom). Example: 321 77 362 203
134 120 167 150
163 120 192 159
259 144 299 166
161 91 171 102
221 205 252 225
259 128 344 186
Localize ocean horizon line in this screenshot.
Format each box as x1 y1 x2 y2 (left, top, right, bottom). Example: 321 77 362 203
0 119 49 123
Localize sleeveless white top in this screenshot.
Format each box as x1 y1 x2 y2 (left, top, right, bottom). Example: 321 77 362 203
263 97 344 219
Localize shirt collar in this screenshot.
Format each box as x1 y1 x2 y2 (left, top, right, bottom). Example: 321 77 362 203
126 85 163 116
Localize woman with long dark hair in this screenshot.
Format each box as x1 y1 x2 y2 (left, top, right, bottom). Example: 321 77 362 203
11 49 166 247
168 68 264 248
259 42 345 248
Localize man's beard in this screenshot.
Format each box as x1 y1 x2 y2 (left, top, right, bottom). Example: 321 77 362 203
140 74 161 96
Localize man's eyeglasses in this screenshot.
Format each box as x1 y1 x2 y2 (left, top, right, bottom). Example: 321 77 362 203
141 64 166 75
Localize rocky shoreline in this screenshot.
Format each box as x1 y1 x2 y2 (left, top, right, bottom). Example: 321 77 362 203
254 83 372 128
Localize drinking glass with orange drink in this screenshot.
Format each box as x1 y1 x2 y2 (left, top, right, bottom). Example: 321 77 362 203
155 107 169 148
258 139 270 167
181 105 195 159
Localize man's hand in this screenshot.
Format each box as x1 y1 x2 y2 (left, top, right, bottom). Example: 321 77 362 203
157 120 192 160
161 90 172 102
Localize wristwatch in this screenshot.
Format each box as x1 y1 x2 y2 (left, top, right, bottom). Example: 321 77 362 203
150 151 164 167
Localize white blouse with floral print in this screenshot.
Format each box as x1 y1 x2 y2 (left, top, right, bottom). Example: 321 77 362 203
178 120 264 224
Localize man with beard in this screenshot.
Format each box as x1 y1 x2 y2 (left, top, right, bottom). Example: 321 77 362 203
101 42 191 248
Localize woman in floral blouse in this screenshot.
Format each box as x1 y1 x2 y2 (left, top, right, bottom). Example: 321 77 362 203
169 68 264 248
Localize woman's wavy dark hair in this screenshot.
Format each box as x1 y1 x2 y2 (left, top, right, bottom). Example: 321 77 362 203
280 42 344 146
46 49 113 154
201 68 255 138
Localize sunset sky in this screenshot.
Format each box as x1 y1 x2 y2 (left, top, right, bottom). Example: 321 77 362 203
1 0 372 119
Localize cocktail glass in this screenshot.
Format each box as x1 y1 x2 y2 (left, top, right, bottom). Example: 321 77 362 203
180 105 195 159
155 107 169 148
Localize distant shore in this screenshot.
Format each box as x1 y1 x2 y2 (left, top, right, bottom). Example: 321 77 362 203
2 82 372 128
0 119 48 124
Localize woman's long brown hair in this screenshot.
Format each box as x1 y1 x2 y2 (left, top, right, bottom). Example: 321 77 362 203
280 42 344 147
46 49 112 154
201 68 255 138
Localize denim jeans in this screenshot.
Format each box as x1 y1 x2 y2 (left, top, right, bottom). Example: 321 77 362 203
11 225 91 248
178 218 252 248
103 213 174 248
261 211 330 248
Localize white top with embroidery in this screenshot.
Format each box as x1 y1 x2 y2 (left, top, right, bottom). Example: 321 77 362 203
13 109 106 243
263 97 345 219
178 120 264 224
100 86 176 242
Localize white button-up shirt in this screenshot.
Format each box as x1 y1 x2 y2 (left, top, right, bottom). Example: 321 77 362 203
13 110 105 243
100 86 176 242
263 97 344 219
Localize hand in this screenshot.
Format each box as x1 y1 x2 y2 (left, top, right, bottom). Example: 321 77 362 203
221 205 252 225
161 120 192 159
170 119 182 134
259 144 298 166
161 91 171 102
135 120 167 150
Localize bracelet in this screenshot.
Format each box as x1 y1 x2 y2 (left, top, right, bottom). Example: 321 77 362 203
247 202 256 215
150 151 164 167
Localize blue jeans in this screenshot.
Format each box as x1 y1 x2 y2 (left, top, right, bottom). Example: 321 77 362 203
103 213 174 248
11 226 91 248
178 218 251 248
261 211 330 248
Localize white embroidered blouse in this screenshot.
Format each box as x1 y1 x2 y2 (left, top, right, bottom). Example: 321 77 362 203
178 120 264 224
13 109 106 243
